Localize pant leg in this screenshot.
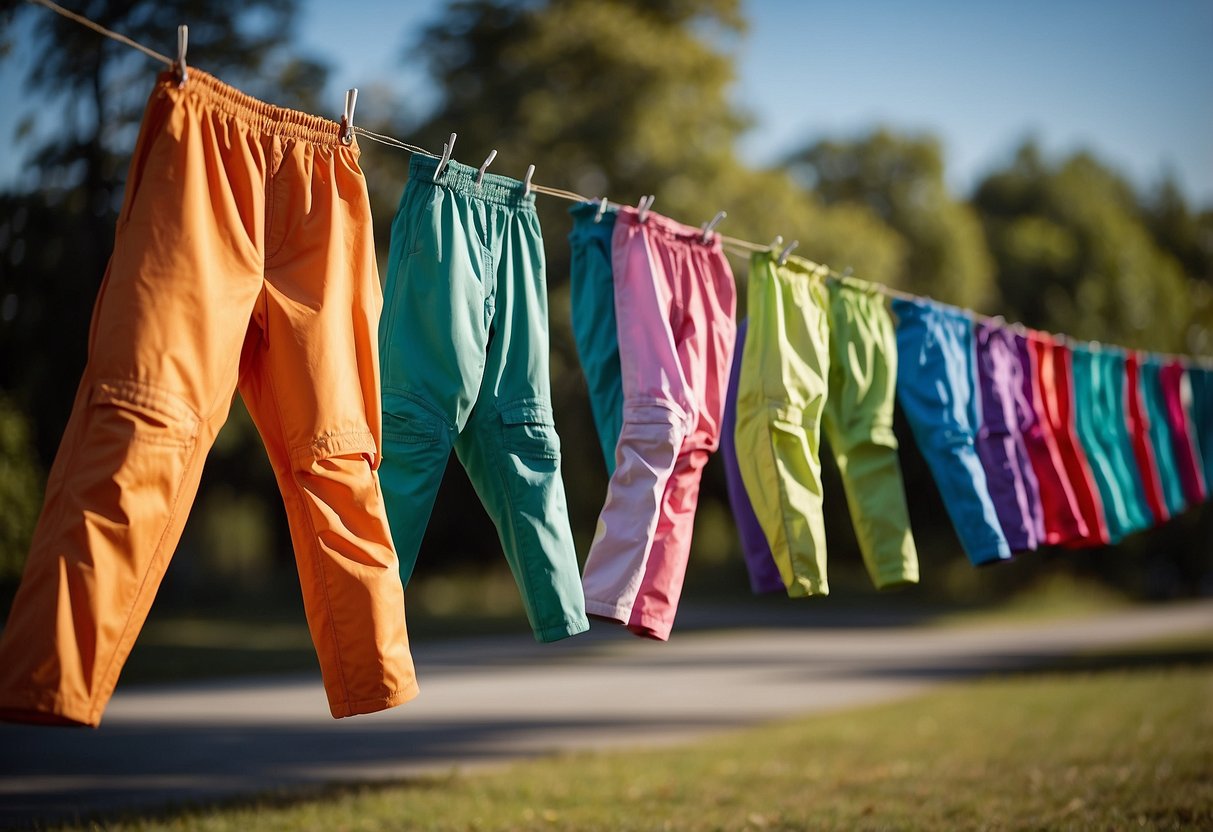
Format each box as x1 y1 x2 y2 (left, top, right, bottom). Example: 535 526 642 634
720 318 785 594
973 322 1040 552
1125 352 1170 525
454 171 587 643
628 226 737 640
821 280 919 588
378 157 491 585
1193 367 1213 492
1044 338 1110 547
1142 358 1188 517
1103 351 1153 533
1071 346 1135 542
568 202 624 474
581 209 696 622
238 132 417 719
0 72 268 726
1161 361 1208 506
891 298 1010 566
734 252 832 596
1017 331 1087 545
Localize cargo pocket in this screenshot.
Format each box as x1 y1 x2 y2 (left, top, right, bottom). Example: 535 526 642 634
382 399 443 449
81 379 200 528
500 399 560 460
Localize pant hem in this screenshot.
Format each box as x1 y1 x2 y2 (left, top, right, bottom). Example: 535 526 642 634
329 678 420 719
786 577 829 597
626 619 672 642
0 690 98 727
874 572 920 590
533 615 591 643
584 598 631 623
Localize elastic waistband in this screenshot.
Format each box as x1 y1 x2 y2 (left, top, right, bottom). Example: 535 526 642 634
410 155 536 209
753 250 829 282
834 274 881 296
617 206 723 251
161 69 348 146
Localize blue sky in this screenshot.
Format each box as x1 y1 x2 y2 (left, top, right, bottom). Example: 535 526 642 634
1 0 1210 205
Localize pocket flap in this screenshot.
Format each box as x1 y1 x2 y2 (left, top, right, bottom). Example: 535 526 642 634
499 400 555 426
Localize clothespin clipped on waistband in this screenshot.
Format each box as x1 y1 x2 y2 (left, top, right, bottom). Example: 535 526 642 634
476 149 498 185
523 164 536 195
175 24 189 87
339 89 358 146
700 210 727 243
637 194 655 223
433 132 457 182
594 197 610 223
776 240 799 266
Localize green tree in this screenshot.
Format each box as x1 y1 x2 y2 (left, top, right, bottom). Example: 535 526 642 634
972 143 1196 352
784 129 997 310
0 395 42 586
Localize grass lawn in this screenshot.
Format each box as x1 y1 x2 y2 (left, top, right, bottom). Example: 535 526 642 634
50 634 1213 831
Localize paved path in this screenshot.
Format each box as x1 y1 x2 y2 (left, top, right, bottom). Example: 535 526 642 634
1 601 1210 828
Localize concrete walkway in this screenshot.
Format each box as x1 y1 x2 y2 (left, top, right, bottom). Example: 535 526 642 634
1 600 1210 827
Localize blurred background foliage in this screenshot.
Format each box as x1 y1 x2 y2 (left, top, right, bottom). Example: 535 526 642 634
0 0 1210 619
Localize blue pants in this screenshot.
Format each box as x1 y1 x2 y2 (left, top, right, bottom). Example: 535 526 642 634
892 298 1010 565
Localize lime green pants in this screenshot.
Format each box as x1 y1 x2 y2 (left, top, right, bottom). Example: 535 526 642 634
734 254 918 596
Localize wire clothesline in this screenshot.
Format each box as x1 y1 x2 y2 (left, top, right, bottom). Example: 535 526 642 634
22 0 1209 367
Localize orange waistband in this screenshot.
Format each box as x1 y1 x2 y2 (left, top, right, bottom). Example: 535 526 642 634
162 68 348 146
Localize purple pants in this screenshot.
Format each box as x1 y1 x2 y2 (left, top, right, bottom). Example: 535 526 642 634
974 321 1044 552
720 318 785 594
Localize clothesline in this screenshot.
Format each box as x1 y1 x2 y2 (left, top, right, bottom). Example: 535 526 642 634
23 0 1210 369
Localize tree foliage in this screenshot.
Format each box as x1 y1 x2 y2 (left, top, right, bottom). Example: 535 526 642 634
785 129 996 310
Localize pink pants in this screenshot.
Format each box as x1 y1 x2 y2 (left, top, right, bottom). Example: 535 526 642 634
581 208 736 640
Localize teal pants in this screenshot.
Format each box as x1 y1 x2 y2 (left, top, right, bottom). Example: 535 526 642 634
568 202 623 474
1191 366 1213 492
1141 357 1188 517
1070 346 1150 541
378 155 589 643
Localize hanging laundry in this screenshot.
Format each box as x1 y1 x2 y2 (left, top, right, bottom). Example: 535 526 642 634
1071 345 1152 541
1013 330 1088 545
1069 346 1140 542
820 278 919 589
581 208 736 641
720 317 786 594
0 70 418 726
1124 351 1170 525
1140 356 1189 518
1106 350 1156 533
891 298 1010 565
1190 366 1213 491
1159 360 1208 506
378 155 588 644
733 253 832 594
973 321 1044 552
732 256 919 593
1028 333 1109 547
568 201 624 474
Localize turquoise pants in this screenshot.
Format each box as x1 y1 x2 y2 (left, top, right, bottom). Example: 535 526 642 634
378 155 589 643
568 202 623 474
1140 356 1188 518
1070 346 1150 541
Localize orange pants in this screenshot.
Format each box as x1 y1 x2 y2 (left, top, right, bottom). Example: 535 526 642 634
0 71 418 726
